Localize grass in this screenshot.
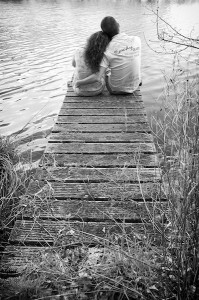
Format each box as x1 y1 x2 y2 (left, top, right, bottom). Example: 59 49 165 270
0 136 36 256
0 75 199 299
0 136 20 254
0 136 18 198
150 75 199 299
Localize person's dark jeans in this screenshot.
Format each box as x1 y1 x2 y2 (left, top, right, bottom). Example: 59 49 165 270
106 76 142 94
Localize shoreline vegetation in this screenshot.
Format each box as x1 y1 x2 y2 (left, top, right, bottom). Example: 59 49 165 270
0 136 20 254
0 137 35 257
0 74 199 299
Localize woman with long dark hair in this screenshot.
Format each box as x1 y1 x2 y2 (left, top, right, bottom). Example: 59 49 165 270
72 31 110 96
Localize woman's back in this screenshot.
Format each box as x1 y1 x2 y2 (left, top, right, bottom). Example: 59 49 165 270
72 31 110 96
73 47 105 96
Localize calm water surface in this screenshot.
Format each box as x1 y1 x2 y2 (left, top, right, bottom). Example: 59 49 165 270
0 0 199 162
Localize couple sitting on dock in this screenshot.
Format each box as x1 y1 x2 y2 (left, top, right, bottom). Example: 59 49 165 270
72 16 141 96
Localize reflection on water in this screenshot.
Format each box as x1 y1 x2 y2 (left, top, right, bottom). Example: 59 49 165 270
0 0 199 162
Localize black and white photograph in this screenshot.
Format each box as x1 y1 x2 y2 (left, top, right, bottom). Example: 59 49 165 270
0 0 199 299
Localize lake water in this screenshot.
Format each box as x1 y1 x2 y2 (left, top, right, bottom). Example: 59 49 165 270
0 0 199 163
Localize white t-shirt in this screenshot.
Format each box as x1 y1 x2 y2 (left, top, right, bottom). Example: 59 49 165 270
100 33 141 93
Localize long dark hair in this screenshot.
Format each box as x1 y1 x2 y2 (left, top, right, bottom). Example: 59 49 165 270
84 31 110 73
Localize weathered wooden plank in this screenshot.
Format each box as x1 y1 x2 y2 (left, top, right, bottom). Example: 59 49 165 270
0 246 50 273
45 142 156 154
52 123 151 133
0 246 52 273
59 108 146 116
38 167 161 182
9 220 152 245
22 198 166 221
41 153 159 167
51 182 161 200
57 115 148 123
66 81 141 97
28 181 161 200
60 101 144 109
49 132 153 143
65 88 141 96
65 90 142 98
1 241 152 276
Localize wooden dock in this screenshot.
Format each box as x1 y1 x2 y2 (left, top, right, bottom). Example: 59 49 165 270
0 82 162 285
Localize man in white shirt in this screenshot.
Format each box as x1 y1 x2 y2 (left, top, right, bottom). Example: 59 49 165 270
100 16 141 94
